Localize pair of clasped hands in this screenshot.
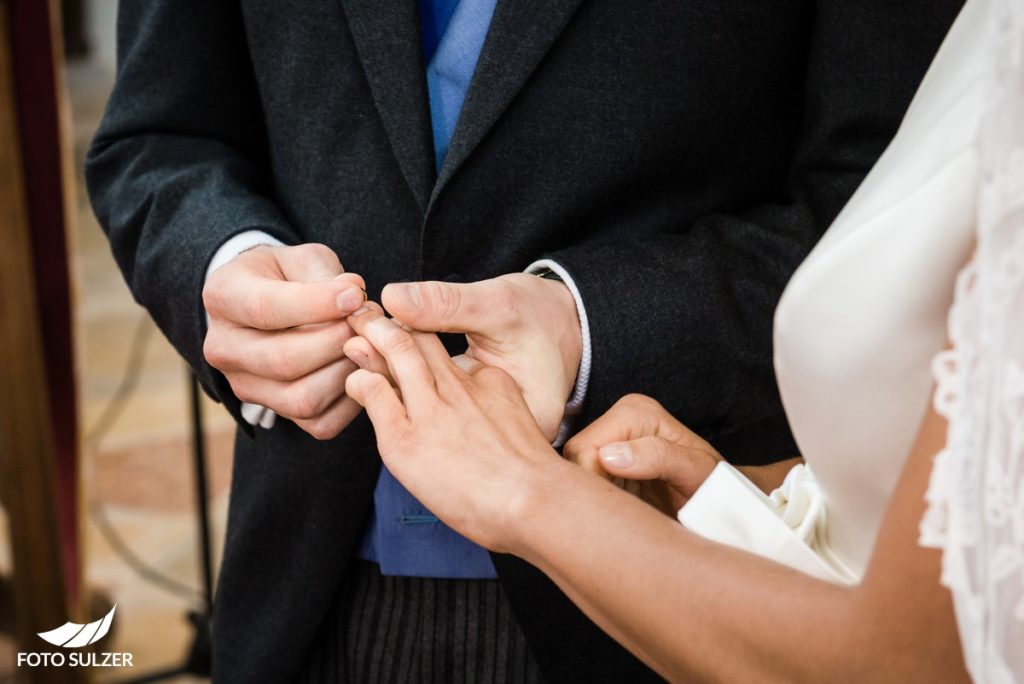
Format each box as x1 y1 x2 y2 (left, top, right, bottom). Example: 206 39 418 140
202 244 727 550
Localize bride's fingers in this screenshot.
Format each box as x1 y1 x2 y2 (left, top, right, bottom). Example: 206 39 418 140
451 353 483 374
349 329 467 390
344 335 393 382
597 436 721 498
348 306 437 411
411 330 458 380
345 369 408 445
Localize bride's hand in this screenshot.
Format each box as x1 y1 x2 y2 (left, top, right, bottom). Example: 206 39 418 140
342 303 561 553
563 394 724 516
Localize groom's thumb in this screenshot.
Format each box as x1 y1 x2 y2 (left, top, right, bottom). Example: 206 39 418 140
381 280 507 334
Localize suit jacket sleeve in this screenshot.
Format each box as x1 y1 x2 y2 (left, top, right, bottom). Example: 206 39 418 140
544 0 964 463
84 0 300 418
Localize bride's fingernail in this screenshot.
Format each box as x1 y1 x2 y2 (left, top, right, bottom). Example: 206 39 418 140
348 350 369 368
599 444 633 468
350 305 371 317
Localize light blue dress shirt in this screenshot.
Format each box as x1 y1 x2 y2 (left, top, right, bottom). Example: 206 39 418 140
356 0 501 579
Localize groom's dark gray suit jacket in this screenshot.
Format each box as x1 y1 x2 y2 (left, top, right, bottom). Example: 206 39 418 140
86 0 961 681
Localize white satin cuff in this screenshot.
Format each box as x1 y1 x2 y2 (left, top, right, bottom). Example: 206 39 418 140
678 462 858 585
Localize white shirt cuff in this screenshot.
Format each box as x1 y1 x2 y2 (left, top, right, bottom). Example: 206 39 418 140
205 230 286 280
525 259 592 447
678 462 859 585
206 230 286 428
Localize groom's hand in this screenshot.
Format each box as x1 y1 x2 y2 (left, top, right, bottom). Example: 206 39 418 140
347 274 581 441
202 243 368 439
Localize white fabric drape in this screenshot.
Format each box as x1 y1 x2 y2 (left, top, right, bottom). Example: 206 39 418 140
920 1 1024 680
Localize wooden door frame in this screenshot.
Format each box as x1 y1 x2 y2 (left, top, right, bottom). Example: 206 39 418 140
0 0 84 679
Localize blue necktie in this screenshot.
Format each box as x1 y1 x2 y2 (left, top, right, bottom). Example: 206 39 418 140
357 0 500 579
424 0 499 171
418 0 459 63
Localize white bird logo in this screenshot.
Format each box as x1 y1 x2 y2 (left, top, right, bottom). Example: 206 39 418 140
37 605 117 648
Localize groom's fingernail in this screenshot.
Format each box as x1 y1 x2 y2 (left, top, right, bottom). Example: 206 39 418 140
394 283 421 310
347 350 369 368
350 305 371 317
337 287 364 311
599 444 633 468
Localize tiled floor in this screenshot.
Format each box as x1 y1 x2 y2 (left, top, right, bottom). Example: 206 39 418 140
0 54 236 682
68 56 238 682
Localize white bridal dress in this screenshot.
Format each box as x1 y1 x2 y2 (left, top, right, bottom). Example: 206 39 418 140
677 0 1024 680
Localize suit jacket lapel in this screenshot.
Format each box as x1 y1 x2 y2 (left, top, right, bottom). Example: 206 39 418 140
432 0 586 202
340 0 435 211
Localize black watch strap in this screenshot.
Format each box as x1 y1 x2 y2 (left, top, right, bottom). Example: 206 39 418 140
533 267 563 282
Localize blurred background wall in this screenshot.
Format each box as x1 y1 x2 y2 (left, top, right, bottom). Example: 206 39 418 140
1 1 236 681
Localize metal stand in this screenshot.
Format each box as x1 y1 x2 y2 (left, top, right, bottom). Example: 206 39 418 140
189 371 216 622
118 371 215 682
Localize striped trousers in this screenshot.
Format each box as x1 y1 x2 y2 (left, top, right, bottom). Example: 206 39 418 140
299 560 542 684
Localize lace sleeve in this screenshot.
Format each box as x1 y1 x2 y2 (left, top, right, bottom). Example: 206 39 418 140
919 2 1024 680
